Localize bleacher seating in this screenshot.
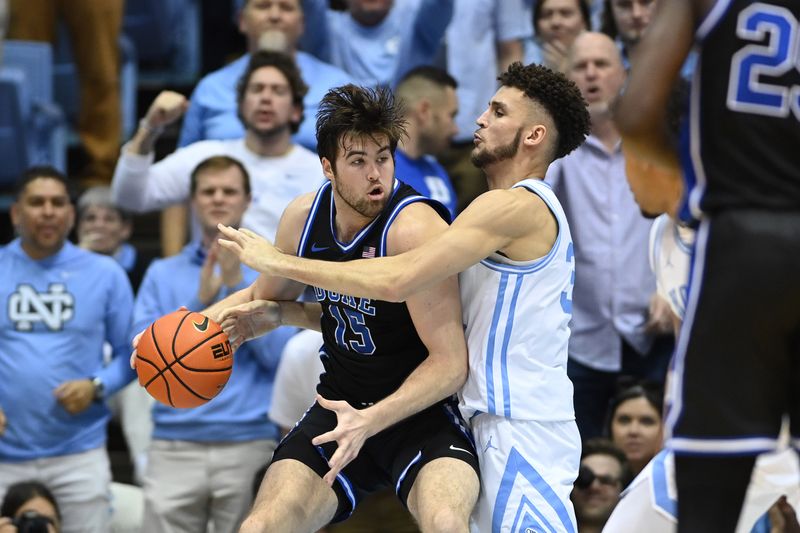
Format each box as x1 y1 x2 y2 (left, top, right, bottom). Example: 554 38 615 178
123 0 201 87
0 41 67 196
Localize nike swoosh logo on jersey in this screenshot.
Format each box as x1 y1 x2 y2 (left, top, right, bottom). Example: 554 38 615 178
310 243 329 252
192 316 210 332
449 444 474 457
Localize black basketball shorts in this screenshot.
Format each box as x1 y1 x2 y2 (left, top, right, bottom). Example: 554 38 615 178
270 397 480 523
667 209 800 456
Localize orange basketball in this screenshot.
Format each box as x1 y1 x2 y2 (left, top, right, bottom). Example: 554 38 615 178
135 309 233 408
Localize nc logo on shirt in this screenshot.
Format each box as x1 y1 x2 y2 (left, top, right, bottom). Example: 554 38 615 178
8 283 75 331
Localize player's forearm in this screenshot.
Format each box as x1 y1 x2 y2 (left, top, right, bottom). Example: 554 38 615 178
271 252 413 302
277 301 322 331
364 352 467 435
203 284 256 324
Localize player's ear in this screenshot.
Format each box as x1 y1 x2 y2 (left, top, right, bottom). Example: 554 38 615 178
321 157 335 182
524 124 547 148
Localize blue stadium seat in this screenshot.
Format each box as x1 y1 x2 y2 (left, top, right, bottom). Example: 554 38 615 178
0 68 32 188
1 41 67 178
123 0 201 87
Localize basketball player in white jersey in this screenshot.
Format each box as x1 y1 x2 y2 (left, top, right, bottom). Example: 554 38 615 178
218 63 591 532
602 151 800 532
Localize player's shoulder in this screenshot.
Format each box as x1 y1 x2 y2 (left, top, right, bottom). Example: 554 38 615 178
283 191 319 224
392 199 449 230
469 186 548 218
386 200 448 254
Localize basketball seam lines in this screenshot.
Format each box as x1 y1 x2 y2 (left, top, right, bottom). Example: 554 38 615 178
141 312 215 405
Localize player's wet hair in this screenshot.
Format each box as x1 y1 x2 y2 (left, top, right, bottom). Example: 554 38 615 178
236 50 308 134
315 84 407 171
498 62 590 160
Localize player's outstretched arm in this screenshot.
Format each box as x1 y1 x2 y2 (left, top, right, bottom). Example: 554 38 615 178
613 0 694 170
310 202 470 485
204 194 313 324
219 188 534 303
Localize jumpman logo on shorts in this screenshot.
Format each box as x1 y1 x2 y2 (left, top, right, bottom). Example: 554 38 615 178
482 436 498 454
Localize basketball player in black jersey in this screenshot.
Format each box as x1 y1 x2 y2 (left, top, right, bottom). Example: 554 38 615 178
203 85 480 532
615 1 800 531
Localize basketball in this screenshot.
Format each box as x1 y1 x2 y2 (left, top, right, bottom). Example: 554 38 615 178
135 309 233 408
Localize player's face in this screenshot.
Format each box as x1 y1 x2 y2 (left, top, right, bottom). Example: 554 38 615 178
239 66 300 139
611 0 655 46
191 167 251 233
323 133 395 221
11 177 75 260
537 0 587 46
472 86 527 169
239 0 304 50
419 86 459 156
571 454 623 523
611 396 663 466
77 205 131 255
567 33 626 116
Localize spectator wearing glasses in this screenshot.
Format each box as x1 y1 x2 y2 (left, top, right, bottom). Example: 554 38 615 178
571 438 630 533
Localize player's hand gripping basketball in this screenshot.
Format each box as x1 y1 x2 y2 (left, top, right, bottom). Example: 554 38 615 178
218 300 283 350
129 306 190 368
312 395 379 486
217 224 280 275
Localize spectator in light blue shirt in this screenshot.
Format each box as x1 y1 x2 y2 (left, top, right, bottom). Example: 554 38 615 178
179 0 353 150
300 0 453 87
394 66 459 218
0 167 135 533
134 156 295 533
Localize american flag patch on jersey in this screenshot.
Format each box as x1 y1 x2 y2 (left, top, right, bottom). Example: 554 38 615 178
362 246 376 258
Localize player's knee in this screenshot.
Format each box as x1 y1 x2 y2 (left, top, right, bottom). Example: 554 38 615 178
239 502 307 533
423 505 469 533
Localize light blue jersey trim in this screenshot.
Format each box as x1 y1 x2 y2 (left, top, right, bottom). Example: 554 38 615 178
500 275 524 418
512 495 556 533
493 447 576 533
651 450 677 519
396 450 423 495
480 180 563 274
298 182 332 256
486 273 509 414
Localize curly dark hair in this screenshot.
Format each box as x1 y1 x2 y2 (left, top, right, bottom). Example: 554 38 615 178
236 50 309 134
498 62 590 160
315 84 407 170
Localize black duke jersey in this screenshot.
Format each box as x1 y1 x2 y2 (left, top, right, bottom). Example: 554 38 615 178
681 0 800 222
297 180 450 407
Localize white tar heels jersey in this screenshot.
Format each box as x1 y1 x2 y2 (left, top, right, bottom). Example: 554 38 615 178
459 179 575 421
649 215 696 319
